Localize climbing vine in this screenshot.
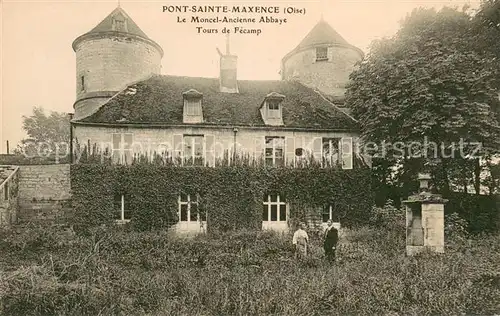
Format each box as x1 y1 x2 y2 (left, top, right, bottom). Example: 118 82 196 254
70 155 373 233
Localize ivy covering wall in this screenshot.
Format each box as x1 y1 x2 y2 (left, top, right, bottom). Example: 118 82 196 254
70 158 373 233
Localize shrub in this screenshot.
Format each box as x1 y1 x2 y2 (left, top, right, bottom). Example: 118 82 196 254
445 212 470 245
368 199 405 232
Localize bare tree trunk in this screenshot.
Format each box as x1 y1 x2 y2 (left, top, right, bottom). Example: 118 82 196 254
474 158 481 195
462 159 468 193
441 158 451 197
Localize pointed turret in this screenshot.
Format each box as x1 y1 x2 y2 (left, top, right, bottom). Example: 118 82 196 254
72 6 164 120
280 20 364 102
87 7 150 39
294 19 351 51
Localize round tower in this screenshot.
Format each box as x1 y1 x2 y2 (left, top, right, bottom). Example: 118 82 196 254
72 7 163 120
280 19 364 102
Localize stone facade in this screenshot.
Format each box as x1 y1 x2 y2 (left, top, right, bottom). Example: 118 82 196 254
72 124 359 166
16 164 72 224
73 34 162 120
74 35 162 97
281 45 363 99
0 166 19 227
73 125 359 233
74 92 117 121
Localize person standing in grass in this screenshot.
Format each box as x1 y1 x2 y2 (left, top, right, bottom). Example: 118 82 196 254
292 222 309 260
323 220 339 262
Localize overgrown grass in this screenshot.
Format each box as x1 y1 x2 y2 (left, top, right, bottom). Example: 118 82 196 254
0 224 499 315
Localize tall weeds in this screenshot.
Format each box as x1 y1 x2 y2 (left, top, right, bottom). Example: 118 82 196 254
0 225 499 315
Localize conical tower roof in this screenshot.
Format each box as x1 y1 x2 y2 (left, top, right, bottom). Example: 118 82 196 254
295 19 350 50
282 19 363 63
72 6 163 56
87 6 150 39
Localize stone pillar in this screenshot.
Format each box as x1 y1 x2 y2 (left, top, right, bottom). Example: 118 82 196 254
403 173 447 256
422 203 445 253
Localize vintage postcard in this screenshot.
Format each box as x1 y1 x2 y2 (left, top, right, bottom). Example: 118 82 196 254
1 0 499 315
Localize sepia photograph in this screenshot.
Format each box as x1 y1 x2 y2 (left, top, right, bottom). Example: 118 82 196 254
0 0 499 314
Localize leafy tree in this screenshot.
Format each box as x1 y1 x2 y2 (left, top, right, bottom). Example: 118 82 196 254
481 155 500 195
346 6 500 198
473 0 500 58
472 0 500 194
16 106 70 158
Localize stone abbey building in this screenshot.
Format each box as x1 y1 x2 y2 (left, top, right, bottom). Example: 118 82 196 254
70 6 366 232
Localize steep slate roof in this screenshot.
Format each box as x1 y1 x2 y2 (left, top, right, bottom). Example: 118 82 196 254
87 7 150 39
79 75 358 131
294 20 351 50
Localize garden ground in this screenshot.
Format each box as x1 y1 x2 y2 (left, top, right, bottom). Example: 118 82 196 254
0 224 499 315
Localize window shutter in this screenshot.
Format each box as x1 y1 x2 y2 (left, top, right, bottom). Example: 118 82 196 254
214 140 224 163
254 136 264 163
295 136 304 153
112 134 121 150
327 47 333 62
173 134 183 163
124 134 133 149
285 137 295 167
312 137 323 162
123 133 133 164
341 137 353 170
205 134 215 167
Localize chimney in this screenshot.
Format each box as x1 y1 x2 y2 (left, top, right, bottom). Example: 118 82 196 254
217 34 239 93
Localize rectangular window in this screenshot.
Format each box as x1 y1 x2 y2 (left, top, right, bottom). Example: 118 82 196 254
112 133 133 164
183 135 204 165
263 194 287 222
322 138 341 167
80 76 85 91
178 193 206 223
266 100 281 119
322 205 341 223
265 136 285 166
322 205 331 223
316 47 328 61
185 100 202 116
114 194 131 223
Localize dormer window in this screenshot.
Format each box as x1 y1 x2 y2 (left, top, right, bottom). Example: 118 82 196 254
183 89 203 123
112 14 128 32
261 92 285 126
267 100 281 119
186 100 202 116
316 47 328 62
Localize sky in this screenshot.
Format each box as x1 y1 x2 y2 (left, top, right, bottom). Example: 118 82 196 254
0 0 479 153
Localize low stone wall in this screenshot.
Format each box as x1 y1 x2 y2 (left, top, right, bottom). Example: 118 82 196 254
17 164 72 224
